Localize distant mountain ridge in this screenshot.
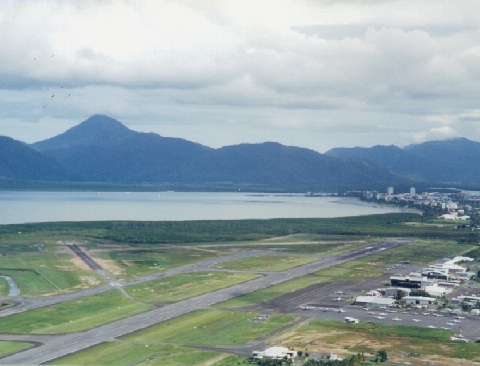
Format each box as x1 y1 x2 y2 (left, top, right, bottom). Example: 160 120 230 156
27 115 402 190
0 136 74 181
1 114 479 190
326 138 480 184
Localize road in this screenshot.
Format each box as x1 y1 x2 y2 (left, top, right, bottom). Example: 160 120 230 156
0 239 411 365
0 276 19 297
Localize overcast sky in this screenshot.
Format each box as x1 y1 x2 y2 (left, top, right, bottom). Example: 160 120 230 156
1 0 479 152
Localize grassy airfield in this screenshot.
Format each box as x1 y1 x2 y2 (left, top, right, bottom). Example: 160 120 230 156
0 214 478 364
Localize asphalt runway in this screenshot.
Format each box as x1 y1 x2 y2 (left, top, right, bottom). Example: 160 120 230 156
0 239 412 364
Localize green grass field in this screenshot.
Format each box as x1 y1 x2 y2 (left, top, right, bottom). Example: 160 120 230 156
205 236 383 255
91 247 229 279
0 251 103 296
0 290 153 334
0 341 34 358
50 343 246 366
216 255 318 272
125 271 260 302
0 276 8 296
125 309 296 345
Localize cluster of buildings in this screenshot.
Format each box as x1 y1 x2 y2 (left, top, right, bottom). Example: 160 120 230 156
352 186 480 222
355 256 475 309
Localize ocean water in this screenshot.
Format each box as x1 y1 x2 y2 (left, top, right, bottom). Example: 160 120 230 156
0 191 403 224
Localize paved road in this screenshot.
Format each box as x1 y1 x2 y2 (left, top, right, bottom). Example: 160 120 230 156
0 276 19 297
0 239 411 365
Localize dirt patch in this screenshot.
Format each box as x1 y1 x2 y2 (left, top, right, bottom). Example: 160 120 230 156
75 275 101 288
79 246 124 277
93 258 124 276
198 354 230 366
69 256 91 271
273 329 478 366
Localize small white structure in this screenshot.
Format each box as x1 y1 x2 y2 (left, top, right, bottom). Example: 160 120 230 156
252 347 296 360
329 353 343 361
423 283 451 297
345 317 359 323
471 309 480 316
439 213 470 221
403 296 436 306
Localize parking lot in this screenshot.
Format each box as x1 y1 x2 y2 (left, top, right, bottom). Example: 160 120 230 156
250 263 480 342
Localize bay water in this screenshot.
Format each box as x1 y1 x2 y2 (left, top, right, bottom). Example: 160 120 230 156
0 191 403 224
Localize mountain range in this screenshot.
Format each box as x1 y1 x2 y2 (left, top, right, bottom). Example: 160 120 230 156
1 114 478 191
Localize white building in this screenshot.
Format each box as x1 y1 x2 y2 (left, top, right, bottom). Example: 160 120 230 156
355 296 396 308
252 347 296 360
403 296 436 306
410 187 416 197
423 283 451 297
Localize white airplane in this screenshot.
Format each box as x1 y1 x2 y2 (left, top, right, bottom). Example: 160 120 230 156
334 291 345 294
392 317 401 321
376 316 385 319
336 309 346 313
335 297 342 301
446 322 455 326
441 327 450 330
367 312 376 315
379 313 387 316
455 316 465 319
412 319 421 322
422 313 430 316
432 313 443 317
427 325 437 329
453 320 462 323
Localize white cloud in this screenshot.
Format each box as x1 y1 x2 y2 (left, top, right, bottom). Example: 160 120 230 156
0 0 479 151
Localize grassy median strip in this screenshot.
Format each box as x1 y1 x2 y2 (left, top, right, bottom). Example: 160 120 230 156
92 248 227 279
124 309 296 345
0 290 153 334
50 343 244 366
217 275 333 309
0 341 34 358
0 276 8 296
215 255 318 272
125 272 260 302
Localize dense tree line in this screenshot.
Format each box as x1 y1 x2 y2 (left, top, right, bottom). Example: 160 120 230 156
0 213 476 245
